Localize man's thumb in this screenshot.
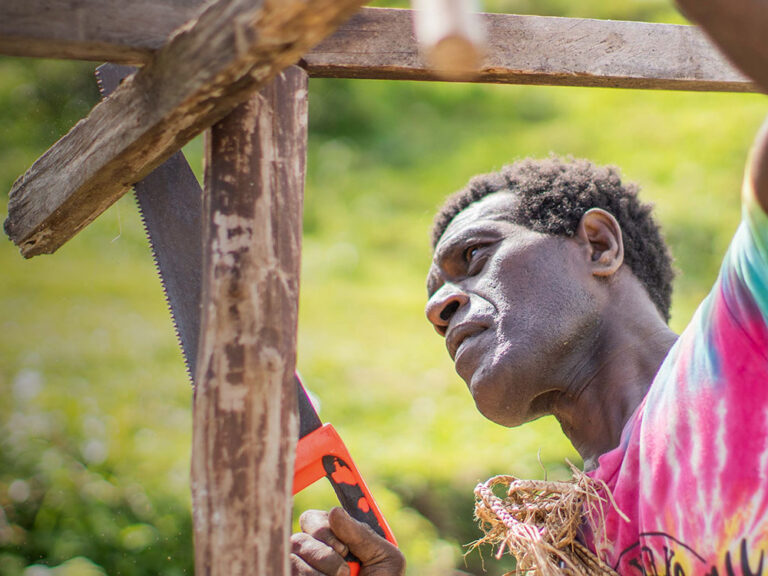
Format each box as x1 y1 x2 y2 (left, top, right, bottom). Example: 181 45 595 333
327 507 392 564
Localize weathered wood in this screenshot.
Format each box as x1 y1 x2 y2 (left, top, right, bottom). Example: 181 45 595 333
411 0 485 80
3 0 362 258
675 0 768 93
191 66 306 576
0 0 204 65
0 4 753 93
305 8 755 91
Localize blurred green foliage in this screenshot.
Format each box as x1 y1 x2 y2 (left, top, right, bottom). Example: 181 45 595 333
1 2 767 575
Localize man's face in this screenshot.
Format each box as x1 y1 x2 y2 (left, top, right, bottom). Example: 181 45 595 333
426 192 601 427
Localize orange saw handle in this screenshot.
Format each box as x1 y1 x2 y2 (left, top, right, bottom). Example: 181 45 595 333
294 424 398 576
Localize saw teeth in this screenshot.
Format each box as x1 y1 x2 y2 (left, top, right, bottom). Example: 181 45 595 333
96 63 199 388
94 64 194 384
134 194 196 386
95 70 105 96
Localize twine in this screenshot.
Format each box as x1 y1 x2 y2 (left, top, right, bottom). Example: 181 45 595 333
471 461 626 576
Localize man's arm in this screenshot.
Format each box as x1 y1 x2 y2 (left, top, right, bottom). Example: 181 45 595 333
747 119 768 216
675 0 768 214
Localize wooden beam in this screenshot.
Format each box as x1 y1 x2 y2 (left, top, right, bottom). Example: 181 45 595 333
0 4 754 93
3 0 362 258
305 8 755 91
191 66 306 576
0 0 204 65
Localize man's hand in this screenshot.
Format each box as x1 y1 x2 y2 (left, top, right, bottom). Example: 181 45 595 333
291 508 405 576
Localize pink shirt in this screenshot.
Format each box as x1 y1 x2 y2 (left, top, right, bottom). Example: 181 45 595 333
587 184 768 574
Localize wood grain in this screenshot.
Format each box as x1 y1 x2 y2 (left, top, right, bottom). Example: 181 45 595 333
3 5 756 258
191 66 306 576
0 0 204 65
3 0 362 257
0 4 753 92
305 8 754 91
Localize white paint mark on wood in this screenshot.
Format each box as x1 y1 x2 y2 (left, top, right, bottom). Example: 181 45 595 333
191 66 306 576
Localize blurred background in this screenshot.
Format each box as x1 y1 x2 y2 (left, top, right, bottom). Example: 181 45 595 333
1 0 766 574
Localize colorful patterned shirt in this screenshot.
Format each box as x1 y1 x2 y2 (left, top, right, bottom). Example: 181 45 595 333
587 181 768 575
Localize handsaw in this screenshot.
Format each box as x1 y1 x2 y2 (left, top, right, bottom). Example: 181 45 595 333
96 63 396 575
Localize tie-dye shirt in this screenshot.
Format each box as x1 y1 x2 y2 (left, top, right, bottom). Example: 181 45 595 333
587 182 768 575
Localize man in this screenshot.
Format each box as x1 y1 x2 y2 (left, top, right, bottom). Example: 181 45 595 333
291 1 768 574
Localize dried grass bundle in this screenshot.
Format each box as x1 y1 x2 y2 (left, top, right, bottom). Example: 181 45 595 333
471 462 625 576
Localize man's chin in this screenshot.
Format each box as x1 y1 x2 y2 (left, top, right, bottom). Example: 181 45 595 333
468 374 527 428
477 403 527 427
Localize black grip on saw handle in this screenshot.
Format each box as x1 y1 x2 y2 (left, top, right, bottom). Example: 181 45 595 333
324 455 385 575
322 454 387 539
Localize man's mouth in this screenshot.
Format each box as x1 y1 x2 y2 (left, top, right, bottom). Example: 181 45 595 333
446 323 486 360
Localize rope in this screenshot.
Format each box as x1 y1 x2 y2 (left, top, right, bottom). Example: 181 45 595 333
470 463 623 576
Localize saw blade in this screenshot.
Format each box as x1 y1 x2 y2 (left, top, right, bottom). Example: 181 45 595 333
96 63 203 382
93 65 396 546
95 65 319 423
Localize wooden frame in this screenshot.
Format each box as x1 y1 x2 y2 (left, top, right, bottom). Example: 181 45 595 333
3 0 362 257
192 66 306 574
3 6 754 258
0 5 751 92
0 2 759 574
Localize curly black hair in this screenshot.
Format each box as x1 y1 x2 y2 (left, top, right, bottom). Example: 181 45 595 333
431 157 674 321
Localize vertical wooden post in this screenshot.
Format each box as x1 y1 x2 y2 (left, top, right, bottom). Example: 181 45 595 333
191 66 308 576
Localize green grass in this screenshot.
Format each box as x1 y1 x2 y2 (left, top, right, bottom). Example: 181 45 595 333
1 8 767 573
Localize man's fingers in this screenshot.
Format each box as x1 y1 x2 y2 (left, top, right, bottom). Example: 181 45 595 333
291 553 323 576
291 533 350 576
296 508 405 575
326 507 379 560
299 510 349 557
327 507 403 570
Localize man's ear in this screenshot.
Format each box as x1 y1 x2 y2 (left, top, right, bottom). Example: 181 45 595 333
576 208 624 277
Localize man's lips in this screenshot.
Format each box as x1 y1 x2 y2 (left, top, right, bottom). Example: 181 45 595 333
446 322 487 360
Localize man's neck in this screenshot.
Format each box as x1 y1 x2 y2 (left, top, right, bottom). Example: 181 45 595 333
550 278 678 471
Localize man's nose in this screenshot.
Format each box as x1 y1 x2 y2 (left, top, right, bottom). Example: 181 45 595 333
425 285 469 336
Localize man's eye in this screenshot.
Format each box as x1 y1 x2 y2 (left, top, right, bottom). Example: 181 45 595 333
463 245 481 263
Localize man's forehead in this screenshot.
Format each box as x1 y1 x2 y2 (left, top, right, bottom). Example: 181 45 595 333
439 191 519 245
426 191 521 295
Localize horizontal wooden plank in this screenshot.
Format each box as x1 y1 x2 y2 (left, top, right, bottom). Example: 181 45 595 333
4 0 363 257
0 5 755 92
0 0 204 65
304 8 755 92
